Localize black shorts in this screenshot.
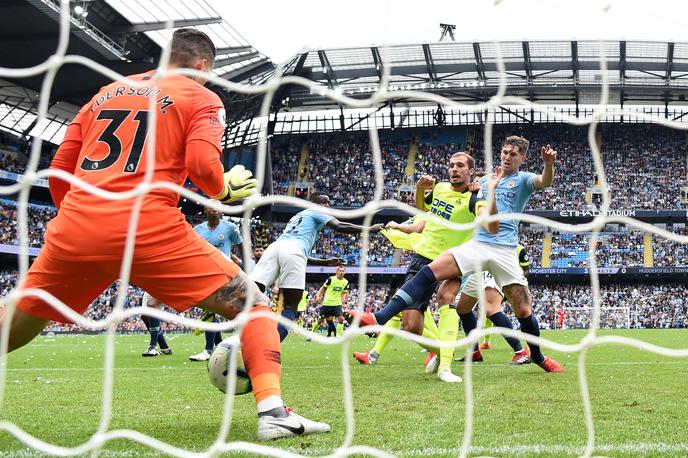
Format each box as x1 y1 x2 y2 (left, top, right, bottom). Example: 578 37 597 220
319 305 342 318
403 254 438 313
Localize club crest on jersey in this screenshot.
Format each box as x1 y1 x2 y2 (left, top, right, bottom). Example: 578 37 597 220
506 179 516 188
217 234 225 240
210 108 226 128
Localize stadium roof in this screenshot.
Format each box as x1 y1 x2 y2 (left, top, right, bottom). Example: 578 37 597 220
0 0 274 143
276 40 688 110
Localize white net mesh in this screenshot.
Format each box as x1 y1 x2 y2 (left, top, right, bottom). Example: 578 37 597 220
1 2 688 457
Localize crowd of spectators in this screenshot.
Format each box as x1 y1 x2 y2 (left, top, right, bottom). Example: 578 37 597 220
4 198 688 268
601 124 686 210
2 123 687 211
3 124 686 211
653 226 688 266
0 154 25 174
266 123 687 211
473 123 595 211
271 133 411 207
3 267 687 332
271 137 302 196
1 134 54 172
529 283 688 329
314 228 395 266
0 200 56 248
549 230 646 268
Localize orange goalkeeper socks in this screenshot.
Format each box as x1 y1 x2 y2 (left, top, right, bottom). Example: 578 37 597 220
240 305 283 411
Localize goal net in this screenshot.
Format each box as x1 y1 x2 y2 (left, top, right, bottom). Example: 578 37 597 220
1 1 688 458
556 307 630 330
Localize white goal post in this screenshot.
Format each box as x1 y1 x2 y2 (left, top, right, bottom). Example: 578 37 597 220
556 307 630 330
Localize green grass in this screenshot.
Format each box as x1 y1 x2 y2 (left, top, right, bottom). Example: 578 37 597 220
0 329 687 457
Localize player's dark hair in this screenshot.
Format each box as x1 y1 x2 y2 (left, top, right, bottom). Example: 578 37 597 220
309 191 329 205
503 135 530 155
450 152 475 169
170 28 216 68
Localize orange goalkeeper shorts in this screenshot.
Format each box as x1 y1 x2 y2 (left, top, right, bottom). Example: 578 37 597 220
15 230 240 323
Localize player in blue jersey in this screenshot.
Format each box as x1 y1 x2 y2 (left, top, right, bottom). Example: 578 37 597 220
189 205 244 361
250 191 384 341
347 136 564 373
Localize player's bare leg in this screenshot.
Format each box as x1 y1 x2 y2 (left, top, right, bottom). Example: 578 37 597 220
277 288 303 341
503 284 563 372
198 270 330 440
399 309 440 372
401 309 424 335
0 307 49 353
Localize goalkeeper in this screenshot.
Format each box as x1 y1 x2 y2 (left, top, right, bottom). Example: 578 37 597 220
1 28 329 440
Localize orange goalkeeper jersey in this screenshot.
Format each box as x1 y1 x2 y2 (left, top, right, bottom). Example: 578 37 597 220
46 71 226 260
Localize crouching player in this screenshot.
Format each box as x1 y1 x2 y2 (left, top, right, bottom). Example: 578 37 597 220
0 28 330 440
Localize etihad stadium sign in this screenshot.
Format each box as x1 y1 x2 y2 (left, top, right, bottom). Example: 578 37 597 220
558 209 636 217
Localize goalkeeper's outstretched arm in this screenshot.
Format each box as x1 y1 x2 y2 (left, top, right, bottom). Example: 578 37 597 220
185 139 257 204
185 138 225 198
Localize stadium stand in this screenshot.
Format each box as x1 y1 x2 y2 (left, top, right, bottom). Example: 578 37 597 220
3 198 687 269
3 268 684 333
264 123 687 211
1 1 688 448
4 123 685 211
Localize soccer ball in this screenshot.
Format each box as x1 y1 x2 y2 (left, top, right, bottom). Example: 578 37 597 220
207 336 252 395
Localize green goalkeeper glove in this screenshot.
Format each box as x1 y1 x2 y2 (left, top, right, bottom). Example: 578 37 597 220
212 165 258 204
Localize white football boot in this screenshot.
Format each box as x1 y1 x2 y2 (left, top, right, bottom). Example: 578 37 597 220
257 408 331 441
437 367 463 383
188 350 211 361
141 346 159 357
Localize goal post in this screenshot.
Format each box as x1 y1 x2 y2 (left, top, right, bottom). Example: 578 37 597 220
556 307 631 330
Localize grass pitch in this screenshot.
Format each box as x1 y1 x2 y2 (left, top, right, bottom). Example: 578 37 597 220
0 329 687 457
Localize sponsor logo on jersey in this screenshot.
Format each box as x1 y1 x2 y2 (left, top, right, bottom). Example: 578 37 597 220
430 198 455 220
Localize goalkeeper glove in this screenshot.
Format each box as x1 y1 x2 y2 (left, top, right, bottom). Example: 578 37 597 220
212 165 257 204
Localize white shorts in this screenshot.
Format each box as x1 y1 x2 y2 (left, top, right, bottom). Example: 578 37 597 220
460 271 504 299
450 239 527 288
249 239 307 290
141 292 165 308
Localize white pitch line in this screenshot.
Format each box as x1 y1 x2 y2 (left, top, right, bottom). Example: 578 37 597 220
3 442 688 458
282 442 688 457
3 360 688 372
